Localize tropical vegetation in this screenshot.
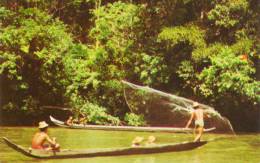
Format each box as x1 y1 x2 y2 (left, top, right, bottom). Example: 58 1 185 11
0 0 259 131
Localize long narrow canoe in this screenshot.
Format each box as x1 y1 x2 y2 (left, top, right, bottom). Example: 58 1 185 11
3 137 207 159
50 116 216 133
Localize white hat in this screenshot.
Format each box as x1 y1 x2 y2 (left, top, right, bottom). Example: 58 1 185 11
38 121 49 129
147 135 156 143
132 136 144 144
193 102 199 108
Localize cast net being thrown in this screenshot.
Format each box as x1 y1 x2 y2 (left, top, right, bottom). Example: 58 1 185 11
122 80 235 133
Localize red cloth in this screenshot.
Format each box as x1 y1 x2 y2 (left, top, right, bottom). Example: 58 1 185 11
31 144 49 149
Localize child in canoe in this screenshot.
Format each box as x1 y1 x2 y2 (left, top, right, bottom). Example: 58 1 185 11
131 135 156 147
66 116 74 126
66 113 87 126
31 121 60 151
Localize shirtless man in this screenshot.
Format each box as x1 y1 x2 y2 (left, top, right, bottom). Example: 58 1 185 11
31 121 60 151
78 113 87 125
66 116 73 126
185 102 205 142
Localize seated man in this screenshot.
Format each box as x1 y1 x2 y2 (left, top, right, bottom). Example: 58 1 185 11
70 113 87 125
145 135 156 145
78 112 88 125
31 121 60 151
66 116 74 126
79 116 87 125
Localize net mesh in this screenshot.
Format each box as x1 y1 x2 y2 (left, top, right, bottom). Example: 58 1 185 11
122 80 235 133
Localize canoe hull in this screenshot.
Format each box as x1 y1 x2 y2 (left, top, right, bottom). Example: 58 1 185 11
3 137 207 159
50 116 216 133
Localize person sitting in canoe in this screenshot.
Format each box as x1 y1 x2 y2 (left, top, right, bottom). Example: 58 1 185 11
31 121 60 151
66 116 74 126
185 102 205 142
132 136 144 147
70 113 87 125
145 135 156 146
78 112 88 125
132 136 156 147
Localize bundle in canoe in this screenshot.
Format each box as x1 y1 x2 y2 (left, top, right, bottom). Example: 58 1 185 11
3 137 207 159
50 116 216 133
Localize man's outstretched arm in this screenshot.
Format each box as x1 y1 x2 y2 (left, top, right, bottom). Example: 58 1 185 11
185 112 194 128
45 135 56 146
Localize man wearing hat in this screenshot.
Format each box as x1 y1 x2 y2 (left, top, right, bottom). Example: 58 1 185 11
185 102 205 142
31 121 60 151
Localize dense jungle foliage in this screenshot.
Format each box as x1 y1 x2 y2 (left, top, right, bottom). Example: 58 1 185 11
0 0 259 131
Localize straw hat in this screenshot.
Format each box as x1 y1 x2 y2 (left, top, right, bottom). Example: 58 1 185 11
193 102 199 108
38 121 49 129
147 135 156 143
132 136 144 144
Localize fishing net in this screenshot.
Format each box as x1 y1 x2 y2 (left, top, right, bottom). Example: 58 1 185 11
122 80 235 133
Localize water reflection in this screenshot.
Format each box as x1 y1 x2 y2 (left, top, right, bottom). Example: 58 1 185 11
192 153 202 163
133 156 155 163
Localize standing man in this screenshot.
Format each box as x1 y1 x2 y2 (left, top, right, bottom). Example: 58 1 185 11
31 121 60 151
185 102 205 142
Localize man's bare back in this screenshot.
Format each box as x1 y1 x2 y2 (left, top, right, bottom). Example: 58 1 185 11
194 108 204 121
32 121 60 150
31 132 48 149
185 102 205 142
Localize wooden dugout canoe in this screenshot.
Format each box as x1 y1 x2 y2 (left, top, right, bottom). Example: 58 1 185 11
3 137 207 159
50 116 216 133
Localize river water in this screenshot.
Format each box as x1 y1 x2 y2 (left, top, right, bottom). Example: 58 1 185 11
0 127 259 163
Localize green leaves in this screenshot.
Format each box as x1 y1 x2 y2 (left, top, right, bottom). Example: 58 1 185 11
0 0 259 129
231 38 253 55
0 7 73 112
158 25 205 48
135 53 169 85
0 7 14 26
124 113 146 126
90 1 143 55
176 60 196 87
0 51 21 80
158 25 206 61
63 44 107 96
199 47 259 100
207 0 249 28
69 96 120 125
